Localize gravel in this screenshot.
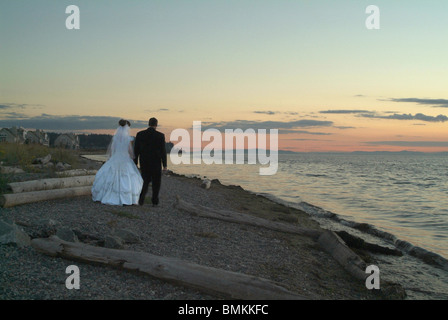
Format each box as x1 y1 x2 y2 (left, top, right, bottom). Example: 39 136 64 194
0 171 381 300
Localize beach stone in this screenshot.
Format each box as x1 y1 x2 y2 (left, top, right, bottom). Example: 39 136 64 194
201 179 211 189
72 230 101 242
38 218 58 234
24 218 59 238
32 154 51 165
0 166 25 174
56 227 78 243
37 218 58 227
380 281 407 300
104 235 124 249
113 228 140 244
0 219 31 247
55 162 65 171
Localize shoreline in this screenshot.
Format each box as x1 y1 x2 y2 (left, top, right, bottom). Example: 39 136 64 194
163 170 448 299
1 154 407 299
160 164 448 272
260 192 448 272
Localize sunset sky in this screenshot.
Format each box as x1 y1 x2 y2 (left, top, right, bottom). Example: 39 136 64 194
1 0 448 152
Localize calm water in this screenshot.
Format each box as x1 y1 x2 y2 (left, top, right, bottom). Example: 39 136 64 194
168 153 448 259
86 152 448 299
166 152 448 299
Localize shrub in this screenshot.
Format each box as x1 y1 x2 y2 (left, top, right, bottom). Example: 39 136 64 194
0 143 79 171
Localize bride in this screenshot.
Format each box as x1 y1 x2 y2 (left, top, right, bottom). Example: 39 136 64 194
91 119 143 206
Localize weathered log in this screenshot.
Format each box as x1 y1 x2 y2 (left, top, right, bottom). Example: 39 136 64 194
7 176 95 193
335 230 403 256
175 196 321 239
175 197 373 282
317 230 367 281
55 169 97 177
80 154 107 163
1 186 92 208
31 236 306 300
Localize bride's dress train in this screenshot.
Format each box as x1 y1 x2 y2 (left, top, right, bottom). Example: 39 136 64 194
91 126 143 206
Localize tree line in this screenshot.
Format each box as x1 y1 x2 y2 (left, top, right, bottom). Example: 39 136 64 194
47 132 173 151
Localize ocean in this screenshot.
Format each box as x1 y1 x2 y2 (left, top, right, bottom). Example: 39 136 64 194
85 152 448 299
165 152 448 299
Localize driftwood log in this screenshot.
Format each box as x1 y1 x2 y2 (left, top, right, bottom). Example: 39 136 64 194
31 236 306 300
55 169 98 177
1 186 92 208
317 231 367 280
335 230 403 256
175 197 369 281
7 175 95 193
175 196 321 239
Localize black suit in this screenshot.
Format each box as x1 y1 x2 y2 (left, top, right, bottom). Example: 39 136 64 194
134 127 167 205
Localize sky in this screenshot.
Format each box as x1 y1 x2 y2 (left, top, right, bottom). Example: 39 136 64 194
1 0 448 152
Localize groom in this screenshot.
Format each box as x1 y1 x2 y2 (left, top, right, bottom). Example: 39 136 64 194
134 117 167 206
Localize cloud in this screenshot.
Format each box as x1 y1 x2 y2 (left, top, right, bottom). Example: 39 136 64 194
145 108 170 112
287 138 334 141
384 98 448 108
334 126 356 129
0 114 149 130
364 141 448 147
0 103 26 110
278 129 332 135
319 108 448 123
200 119 334 132
0 112 29 119
359 112 448 122
253 111 299 115
0 103 43 110
254 111 277 115
319 110 373 114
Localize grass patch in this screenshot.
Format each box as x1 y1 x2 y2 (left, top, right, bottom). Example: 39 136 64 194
107 209 140 220
50 147 79 166
0 143 79 172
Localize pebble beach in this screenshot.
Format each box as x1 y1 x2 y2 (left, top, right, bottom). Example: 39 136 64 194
0 156 397 300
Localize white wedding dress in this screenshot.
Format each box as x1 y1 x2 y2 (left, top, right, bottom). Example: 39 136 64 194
91 125 143 206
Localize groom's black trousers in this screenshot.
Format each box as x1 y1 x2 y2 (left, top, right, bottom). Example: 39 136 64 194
139 165 162 205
